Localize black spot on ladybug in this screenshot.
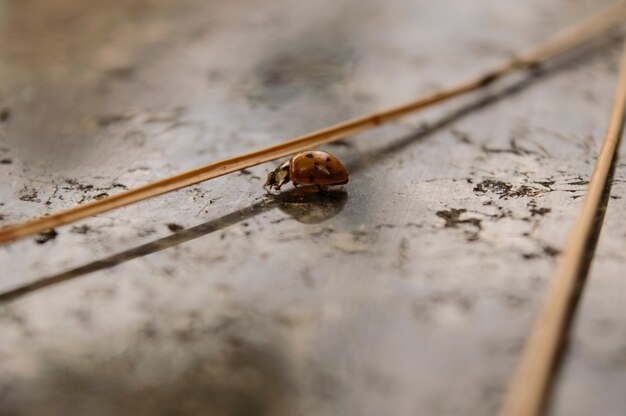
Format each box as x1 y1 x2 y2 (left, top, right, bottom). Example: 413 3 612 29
305 153 314 158
325 157 331 162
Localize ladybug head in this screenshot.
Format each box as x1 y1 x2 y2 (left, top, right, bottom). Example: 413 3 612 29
264 160 291 190
264 170 278 189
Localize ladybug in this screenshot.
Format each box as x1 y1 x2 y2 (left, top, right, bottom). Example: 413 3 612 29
264 150 349 191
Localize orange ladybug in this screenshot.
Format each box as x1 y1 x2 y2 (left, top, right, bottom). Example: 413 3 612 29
264 150 349 191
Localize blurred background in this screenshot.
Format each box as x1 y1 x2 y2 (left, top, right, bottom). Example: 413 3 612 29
1 0 625 415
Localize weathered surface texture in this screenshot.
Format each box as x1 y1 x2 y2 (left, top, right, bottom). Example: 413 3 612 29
0 0 624 414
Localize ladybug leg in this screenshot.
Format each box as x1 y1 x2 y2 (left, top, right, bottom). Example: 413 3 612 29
277 176 290 190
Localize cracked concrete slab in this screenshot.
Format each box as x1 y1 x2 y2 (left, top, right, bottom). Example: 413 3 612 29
0 0 625 415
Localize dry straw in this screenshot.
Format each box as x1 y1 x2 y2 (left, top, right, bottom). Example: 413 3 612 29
499 40 626 416
1 1 626 244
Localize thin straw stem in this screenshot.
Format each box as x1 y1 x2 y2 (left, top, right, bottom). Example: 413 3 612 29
1 1 626 245
498 40 626 416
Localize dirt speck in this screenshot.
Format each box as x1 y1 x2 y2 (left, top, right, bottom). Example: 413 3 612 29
0 108 10 122
473 179 512 196
96 113 133 127
327 139 353 147
451 129 472 144
481 138 530 156
535 179 555 188
567 178 589 186
19 186 40 202
473 179 542 198
436 208 482 229
543 245 560 257
530 207 551 216
509 185 541 198
70 225 91 234
167 223 184 232
35 229 58 244
63 178 93 192
0 158 12 165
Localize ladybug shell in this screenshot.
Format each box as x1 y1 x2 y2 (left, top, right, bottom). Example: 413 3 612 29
289 151 349 186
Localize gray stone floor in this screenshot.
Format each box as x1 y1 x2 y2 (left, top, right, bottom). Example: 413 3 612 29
0 0 625 414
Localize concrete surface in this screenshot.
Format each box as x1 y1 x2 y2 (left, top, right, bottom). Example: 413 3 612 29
0 0 625 415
